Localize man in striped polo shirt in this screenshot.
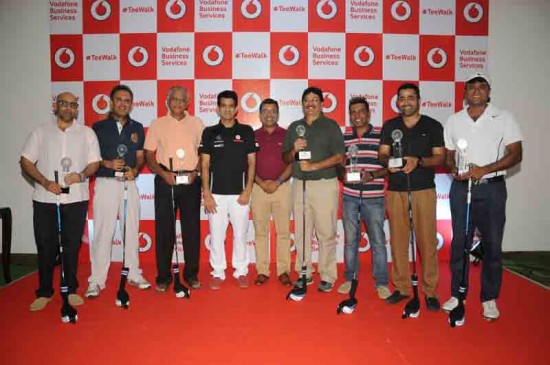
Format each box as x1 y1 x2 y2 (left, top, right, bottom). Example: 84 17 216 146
338 97 390 299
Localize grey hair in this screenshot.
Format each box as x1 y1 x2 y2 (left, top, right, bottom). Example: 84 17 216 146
167 85 189 100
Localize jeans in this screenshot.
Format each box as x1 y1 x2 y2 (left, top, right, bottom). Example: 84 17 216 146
342 195 388 286
449 180 507 302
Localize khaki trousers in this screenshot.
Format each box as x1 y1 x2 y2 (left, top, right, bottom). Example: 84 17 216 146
251 181 291 277
387 188 439 297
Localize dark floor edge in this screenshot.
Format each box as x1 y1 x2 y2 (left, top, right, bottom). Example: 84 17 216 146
503 267 550 291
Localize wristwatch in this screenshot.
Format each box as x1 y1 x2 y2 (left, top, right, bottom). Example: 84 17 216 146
417 156 424 167
79 172 87 182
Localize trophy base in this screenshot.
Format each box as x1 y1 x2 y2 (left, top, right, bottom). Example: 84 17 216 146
61 187 70 194
388 158 403 169
346 172 361 183
295 151 312 161
176 175 190 185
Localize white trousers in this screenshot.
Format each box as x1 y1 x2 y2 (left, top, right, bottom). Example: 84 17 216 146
88 178 143 288
208 194 250 280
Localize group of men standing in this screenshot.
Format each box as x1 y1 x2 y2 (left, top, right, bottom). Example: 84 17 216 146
21 73 522 322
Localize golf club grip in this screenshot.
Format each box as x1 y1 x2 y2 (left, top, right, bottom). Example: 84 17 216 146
54 170 59 184
169 157 173 171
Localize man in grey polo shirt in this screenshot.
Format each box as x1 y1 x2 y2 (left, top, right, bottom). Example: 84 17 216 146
283 86 345 292
443 73 523 321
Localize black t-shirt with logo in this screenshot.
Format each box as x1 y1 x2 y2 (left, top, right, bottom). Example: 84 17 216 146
380 114 444 191
199 120 258 195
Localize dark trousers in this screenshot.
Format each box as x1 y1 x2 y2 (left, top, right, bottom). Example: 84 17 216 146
154 175 201 285
33 200 88 298
449 180 507 301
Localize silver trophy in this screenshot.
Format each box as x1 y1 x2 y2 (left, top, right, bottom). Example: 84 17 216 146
346 144 361 183
60 157 72 194
175 148 189 185
115 144 128 180
456 139 469 175
295 125 311 161
388 129 404 169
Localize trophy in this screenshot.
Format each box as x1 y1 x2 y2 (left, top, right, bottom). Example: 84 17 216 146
115 144 128 181
456 139 469 175
295 125 311 161
346 144 361 183
175 148 189 185
60 157 72 194
388 129 404 169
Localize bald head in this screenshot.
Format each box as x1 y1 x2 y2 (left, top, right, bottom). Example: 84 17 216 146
54 92 79 123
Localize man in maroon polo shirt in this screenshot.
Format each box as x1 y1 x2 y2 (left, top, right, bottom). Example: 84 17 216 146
251 98 292 286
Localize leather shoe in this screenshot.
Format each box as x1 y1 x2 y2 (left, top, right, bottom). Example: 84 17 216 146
254 274 269 285
186 277 202 290
385 290 409 304
278 273 292 286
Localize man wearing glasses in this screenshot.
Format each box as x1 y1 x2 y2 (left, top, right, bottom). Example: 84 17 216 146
20 92 101 312
251 99 292 286
86 84 150 299
145 86 205 292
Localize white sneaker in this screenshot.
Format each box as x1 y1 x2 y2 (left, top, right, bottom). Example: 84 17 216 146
442 296 459 312
376 286 392 299
482 300 500 321
337 281 351 294
129 277 152 290
85 284 100 298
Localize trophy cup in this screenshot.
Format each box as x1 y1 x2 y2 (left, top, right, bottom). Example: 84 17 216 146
175 148 189 185
115 144 128 181
388 129 404 169
295 125 311 161
456 139 469 175
346 144 361 183
60 157 72 194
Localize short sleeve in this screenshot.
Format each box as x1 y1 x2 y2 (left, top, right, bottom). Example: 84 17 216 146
143 120 158 152
444 117 455 150
245 126 258 153
136 123 145 150
283 122 296 153
199 128 212 155
86 127 102 163
503 112 523 145
380 122 393 146
329 121 345 155
20 129 41 163
430 119 445 148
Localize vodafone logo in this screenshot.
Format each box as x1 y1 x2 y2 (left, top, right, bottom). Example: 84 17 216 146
391 95 400 114
54 47 75 69
202 45 224 66
138 232 152 252
358 232 371 253
205 234 212 251
92 94 111 114
128 46 149 67
165 0 186 20
241 92 262 113
241 0 261 19
436 232 444 250
278 45 300 66
391 1 412 22
322 92 337 114
464 2 483 23
316 0 337 20
354 46 375 67
91 0 112 21
427 48 447 69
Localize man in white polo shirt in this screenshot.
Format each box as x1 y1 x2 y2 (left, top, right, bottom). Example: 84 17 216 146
443 73 523 321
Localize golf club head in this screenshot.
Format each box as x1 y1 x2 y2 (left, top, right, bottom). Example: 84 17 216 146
174 282 190 299
402 297 421 319
116 288 130 308
61 303 78 324
449 302 466 327
337 298 358 315
286 285 306 301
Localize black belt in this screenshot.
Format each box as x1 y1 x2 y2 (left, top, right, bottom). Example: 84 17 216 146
159 164 196 174
460 176 504 185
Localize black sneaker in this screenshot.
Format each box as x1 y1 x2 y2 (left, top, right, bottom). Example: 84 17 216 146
425 296 440 311
385 290 409 304
317 281 333 292
295 277 313 289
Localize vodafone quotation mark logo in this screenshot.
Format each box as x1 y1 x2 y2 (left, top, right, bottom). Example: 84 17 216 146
278 45 300 66
165 0 186 20
91 0 112 21
391 1 412 22
202 45 224 66
138 232 152 252
241 0 261 19
54 47 75 69
464 2 483 23
92 94 111 114
317 0 337 20
354 46 375 67
427 48 447 69
241 92 262 113
322 92 337 114
128 46 149 67
391 95 400 114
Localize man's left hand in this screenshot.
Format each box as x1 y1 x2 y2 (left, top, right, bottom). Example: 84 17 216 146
238 189 252 205
64 172 81 185
467 164 489 181
124 167 138 181
401 156 419 174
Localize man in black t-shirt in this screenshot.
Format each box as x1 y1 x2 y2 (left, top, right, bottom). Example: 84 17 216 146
199 90 258 290
379 83 445 311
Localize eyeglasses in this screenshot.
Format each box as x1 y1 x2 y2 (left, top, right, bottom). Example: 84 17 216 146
57 100 79 109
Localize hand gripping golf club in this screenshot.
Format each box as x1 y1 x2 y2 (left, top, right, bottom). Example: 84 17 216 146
402 173 420 319
287 179 307 301
169 158 190 299
337 187 362 315
54 171 78 324
449 175 473 327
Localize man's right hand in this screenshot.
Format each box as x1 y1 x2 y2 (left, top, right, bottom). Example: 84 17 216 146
43 180 61 195
162 171 176 185
104 159 126 171
293 138 307 152
203 193 217 214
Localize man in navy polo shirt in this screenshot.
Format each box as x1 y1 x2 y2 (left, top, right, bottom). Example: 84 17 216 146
200 90 258 290
86 84 150 298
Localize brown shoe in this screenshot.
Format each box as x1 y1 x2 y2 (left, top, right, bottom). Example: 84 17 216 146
237 275 249 288
254 274 269 286
209 277 223 290
68 294 84 306
29 297 52 312
278 273 292 286
186 278 202 290
155 283 169 292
